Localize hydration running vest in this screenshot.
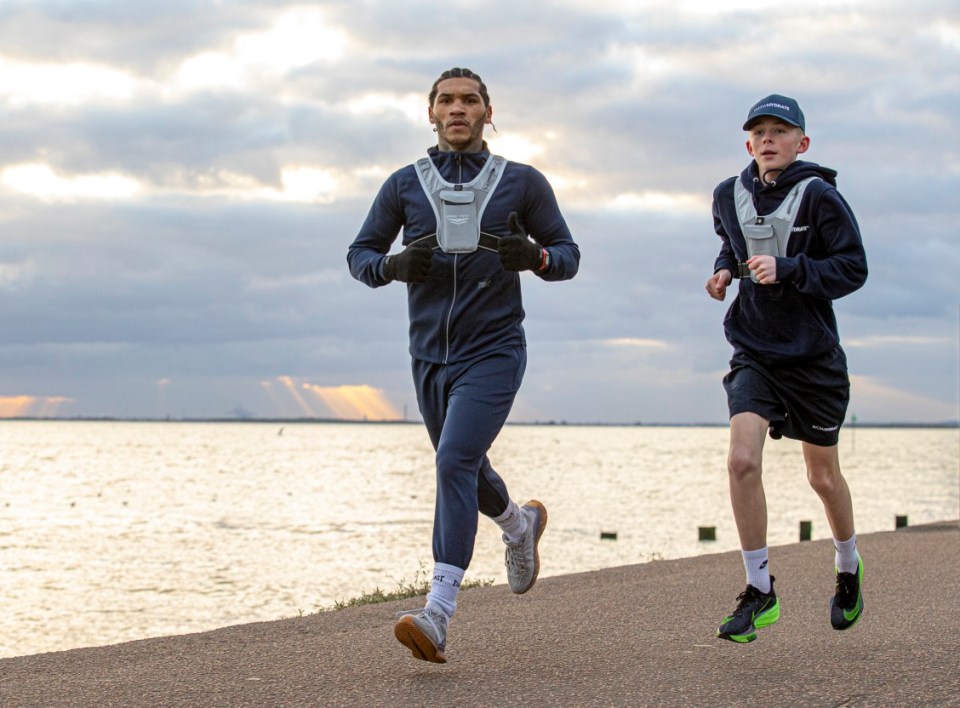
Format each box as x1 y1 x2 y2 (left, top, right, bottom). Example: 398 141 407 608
412 154 508 253
734 176 820 282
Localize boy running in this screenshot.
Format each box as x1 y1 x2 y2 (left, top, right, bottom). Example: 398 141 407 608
705 94 868 642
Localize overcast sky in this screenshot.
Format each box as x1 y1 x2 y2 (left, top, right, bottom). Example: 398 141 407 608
0 0 957 424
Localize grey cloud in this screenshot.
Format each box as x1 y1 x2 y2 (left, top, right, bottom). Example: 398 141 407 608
0 0 957 422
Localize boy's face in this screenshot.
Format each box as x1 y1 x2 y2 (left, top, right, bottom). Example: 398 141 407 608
745 117 810 178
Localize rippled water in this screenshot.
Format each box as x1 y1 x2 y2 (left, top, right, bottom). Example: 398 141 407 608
1 421 956 658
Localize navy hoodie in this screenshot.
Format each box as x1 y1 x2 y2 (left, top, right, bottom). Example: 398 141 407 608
712 159 867 364
348 145 580 364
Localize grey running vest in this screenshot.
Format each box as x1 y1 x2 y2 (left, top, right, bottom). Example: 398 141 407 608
413 154 507 253
734 176 820 282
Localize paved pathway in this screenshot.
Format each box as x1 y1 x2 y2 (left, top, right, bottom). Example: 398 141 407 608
2 521 958 706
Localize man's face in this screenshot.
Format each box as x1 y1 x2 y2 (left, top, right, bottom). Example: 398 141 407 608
428 77 492 153
745 117 810 178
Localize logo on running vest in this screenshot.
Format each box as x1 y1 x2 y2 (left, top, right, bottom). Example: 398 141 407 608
447 216 470 225
812 424 840 432
792 225 809 233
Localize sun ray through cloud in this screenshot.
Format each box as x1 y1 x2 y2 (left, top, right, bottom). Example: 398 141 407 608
303 383 401 421
0 396 74 418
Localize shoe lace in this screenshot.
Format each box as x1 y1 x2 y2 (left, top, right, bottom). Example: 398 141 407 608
835 572 858 607
732 586 762 616
504 545 526 572
395 607 445 626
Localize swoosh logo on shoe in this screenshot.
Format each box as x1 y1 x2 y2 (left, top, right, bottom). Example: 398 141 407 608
843 600 861 621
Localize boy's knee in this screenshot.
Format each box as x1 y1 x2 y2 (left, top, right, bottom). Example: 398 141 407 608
727 448 761 481
806 464 841 494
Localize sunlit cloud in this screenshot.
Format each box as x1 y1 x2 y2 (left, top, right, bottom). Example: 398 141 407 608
1 163 141 201
537 170 591 196
276 375 319 417
303 383 401 421
176 52 245 89
849 375 958 422
605 338 670 349
609 190 708 213
845 335 952 348
0 395 74 418
0 56 141 106
277 167 338 203
933 20 960 50
184 166 347 203
262 377 400 420
487 134 545 164
176 8 346 89
675 0 858 13
346 92 427 124
607 44 675 81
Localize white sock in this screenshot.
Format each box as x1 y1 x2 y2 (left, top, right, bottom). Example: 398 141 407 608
492 500 527 545
742 547 771 594
834 533 859 574
425 563 464 619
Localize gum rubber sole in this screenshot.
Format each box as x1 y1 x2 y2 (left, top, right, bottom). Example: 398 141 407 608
394 616 446 664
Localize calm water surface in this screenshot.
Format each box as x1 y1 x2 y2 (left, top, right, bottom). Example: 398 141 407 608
1 421 956 658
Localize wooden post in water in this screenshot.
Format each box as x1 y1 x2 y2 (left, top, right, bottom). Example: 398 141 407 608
698 526 716 541
799 520 812 541
895 514 909 529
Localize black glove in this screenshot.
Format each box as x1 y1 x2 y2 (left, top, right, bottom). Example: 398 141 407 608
497 212 542 272
384 243 433 283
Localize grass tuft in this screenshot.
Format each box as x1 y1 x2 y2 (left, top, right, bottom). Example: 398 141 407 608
316 562 494 612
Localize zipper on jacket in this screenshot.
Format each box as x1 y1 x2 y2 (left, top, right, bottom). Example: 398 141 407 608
443 254 459 364
441 152 465 364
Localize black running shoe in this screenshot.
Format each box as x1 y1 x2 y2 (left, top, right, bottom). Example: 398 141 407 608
717 576 780 643
831 556 864 630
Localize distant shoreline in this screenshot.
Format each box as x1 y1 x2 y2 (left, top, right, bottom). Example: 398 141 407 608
2 417 958 429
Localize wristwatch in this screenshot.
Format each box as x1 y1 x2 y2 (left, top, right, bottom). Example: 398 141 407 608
538 248 551 272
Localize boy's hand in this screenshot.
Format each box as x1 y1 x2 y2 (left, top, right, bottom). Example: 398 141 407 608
746 255 777 284
706 269 732 300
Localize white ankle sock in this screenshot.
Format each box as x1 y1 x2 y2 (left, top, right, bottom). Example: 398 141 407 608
492 500 527 544
742 547 771 594
834 533 859 574
425 563 464 619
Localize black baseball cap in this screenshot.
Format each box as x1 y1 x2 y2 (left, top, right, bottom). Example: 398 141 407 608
743 94 805 132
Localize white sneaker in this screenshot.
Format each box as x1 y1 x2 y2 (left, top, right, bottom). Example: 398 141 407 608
504 500 547 594
394 607 448 663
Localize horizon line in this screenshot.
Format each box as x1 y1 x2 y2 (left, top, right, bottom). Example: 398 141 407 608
1 416 958 429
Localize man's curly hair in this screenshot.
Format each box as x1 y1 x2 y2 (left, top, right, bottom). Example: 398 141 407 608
428 67 490 108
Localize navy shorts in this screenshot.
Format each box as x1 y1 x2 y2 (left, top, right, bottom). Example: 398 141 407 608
723 347 850 447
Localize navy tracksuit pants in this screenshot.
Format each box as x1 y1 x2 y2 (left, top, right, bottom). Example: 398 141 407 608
412 346 525 570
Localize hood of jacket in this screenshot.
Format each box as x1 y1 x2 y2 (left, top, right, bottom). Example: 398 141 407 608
740 159 838 214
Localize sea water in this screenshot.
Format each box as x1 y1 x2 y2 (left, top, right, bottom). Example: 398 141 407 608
1 420 956 658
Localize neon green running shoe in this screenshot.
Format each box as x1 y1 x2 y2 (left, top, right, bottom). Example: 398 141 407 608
717 576 780 643
831 555 864 630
